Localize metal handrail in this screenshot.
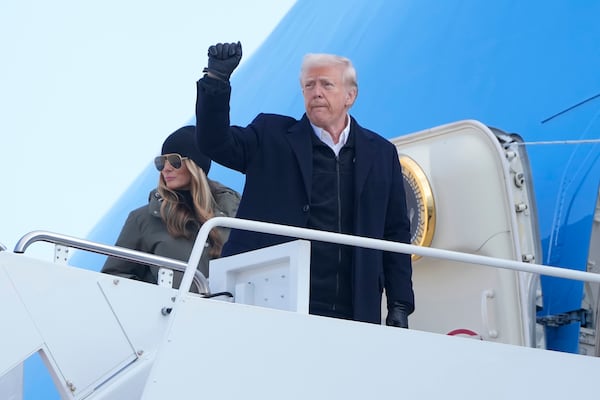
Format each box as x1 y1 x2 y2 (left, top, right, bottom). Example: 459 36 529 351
179 216 600 298
13 219 600 302
13 230 210 294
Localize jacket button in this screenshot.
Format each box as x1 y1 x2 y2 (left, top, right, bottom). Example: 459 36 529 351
302 204 310 212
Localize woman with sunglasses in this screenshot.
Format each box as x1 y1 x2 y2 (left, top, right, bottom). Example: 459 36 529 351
101 125 240 290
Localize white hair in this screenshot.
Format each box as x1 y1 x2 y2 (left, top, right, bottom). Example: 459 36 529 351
300 53 358 90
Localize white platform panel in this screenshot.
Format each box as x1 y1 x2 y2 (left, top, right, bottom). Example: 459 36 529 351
142 294 600 399
0 363 23 400
0 265 44 377
0 251 180 399
209 240 311 313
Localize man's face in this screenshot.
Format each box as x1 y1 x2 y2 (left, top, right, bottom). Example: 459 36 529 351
301 65 356 134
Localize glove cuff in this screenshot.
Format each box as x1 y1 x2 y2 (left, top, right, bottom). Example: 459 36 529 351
386 302 410 329
203 67 229 82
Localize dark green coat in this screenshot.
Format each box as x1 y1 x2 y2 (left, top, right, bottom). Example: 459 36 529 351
101 181 240 289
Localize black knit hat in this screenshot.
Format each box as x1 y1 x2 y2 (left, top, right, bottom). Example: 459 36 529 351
161 126 211 174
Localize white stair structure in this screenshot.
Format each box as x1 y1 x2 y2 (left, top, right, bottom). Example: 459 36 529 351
2 224 600 399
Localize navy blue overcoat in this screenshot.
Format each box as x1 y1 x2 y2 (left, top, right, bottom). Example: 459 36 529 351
196 79 414 323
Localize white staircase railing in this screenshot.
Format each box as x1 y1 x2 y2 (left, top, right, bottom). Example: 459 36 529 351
181 217 600 296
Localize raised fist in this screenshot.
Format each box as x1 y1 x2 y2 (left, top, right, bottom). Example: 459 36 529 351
203 41 242 81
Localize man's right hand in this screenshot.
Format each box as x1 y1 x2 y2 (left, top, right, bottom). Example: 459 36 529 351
203 41 242 82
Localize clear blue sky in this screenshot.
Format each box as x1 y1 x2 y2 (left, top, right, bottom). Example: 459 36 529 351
0 0 296 259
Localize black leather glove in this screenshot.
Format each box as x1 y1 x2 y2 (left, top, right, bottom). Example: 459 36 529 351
386 302 410 329
203 41 242 82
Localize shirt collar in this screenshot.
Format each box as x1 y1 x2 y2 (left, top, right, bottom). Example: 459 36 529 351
310 114 351 149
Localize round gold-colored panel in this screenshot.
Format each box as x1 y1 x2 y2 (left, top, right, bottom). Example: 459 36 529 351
399 154 436 261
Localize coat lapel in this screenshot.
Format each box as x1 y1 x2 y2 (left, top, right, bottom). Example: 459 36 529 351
285 115 313 198
352 117 377 200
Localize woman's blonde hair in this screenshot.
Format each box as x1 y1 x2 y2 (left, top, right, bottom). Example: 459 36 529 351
157 158 223 258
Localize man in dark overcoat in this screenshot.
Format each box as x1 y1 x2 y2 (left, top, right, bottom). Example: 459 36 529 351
195 42 414 327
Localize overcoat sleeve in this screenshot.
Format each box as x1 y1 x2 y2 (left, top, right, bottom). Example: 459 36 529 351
382 143 415 313
100 211 155 283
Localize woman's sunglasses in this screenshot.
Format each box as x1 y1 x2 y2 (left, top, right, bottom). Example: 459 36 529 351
154 154 189 171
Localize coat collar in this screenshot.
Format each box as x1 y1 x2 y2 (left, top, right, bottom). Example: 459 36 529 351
285 115 313 197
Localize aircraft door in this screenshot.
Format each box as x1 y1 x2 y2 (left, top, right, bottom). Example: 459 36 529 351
389 120 541 347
